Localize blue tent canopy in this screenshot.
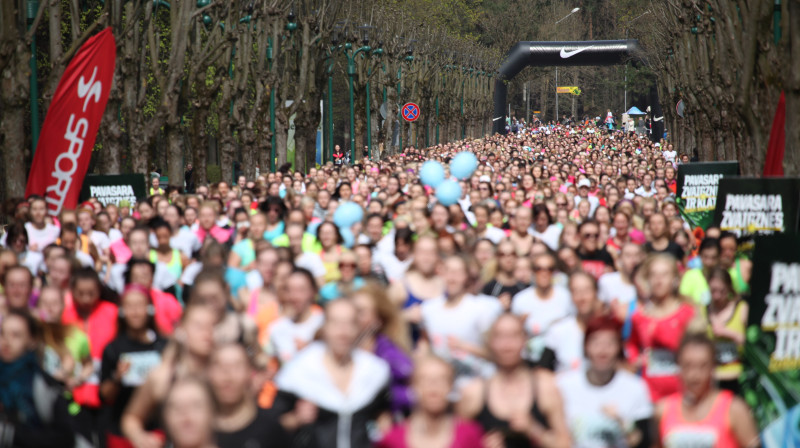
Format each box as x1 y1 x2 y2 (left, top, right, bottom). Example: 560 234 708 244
625 106 646 115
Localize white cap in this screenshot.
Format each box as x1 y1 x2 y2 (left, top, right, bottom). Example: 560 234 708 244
479 175 491 182
577 178 592 189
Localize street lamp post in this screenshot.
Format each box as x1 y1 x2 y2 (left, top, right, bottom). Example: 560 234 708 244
554 7 580 123
361 25 383 161
624 10 651 112
326 22 343 166
341 24 373 160
396 39 415 151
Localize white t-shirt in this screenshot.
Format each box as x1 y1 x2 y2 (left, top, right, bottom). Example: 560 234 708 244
268 310 325 363
479 227 507 245
108 261 176 294
597 272 637 305
295 253 326 280
107 228 123 243
529 224 563 251
24 222 60 252
557 369 653 448
511 285 573 362
375 252 412 283
634 186 656 198
545 317 585 373
421 294 502 381
74 251 95 268
87 231 111 256
171 227 201 258
19 251 44 276
245 270 264 291
662 150 677 163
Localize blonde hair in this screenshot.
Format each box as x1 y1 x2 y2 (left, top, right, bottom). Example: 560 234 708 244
352 281 411 353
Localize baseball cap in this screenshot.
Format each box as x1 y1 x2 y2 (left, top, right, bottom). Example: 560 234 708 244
577 179 592 189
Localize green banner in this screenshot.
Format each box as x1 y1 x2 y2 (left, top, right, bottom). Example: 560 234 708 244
80 174 147 207
742 234 800 446
675 161 739 229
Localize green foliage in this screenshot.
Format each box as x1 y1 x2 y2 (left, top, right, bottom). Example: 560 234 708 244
206 164 222 183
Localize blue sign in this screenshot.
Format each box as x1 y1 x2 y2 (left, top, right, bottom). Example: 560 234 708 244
402 102 420 122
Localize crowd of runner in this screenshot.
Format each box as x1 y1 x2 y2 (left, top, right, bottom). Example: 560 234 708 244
0 118 762 448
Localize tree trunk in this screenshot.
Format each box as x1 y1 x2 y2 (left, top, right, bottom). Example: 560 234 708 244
98 99 123 174
190 102 209 186
275 112 288 168
0 104 27 199
218 112 235 185
240 128 257 180
294 120 317 174
165 121 184 187
0 37 31 199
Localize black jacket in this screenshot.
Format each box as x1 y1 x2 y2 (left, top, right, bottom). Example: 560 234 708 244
0 370 92 448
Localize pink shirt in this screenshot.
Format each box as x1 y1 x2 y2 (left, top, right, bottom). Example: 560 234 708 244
150 288 183 336
377 419 483 448
195 225 230 244
109 239 132 264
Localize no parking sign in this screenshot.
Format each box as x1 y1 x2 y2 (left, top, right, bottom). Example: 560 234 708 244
402 102 420 122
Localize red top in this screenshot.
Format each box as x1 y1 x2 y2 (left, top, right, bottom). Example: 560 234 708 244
627 302 695 401
660 390 738 448
62 298 119 407
377 419 484 448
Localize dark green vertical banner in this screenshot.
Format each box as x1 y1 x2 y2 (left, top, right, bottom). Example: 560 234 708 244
675 161 739 229
742 234 800 446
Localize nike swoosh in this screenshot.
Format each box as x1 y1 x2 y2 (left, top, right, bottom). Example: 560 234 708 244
654 116 664 121
560 46 593 59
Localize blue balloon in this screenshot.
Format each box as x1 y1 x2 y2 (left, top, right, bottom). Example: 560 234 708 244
340 227 355 249
419 160 445 187
435 180 462 206
450 151 478 180
333 201 364 228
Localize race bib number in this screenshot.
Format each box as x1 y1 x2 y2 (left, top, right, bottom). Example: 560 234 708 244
647 348 679 377
525 335 546 362
715 340 739 365
121 351 161 387
572 415 625 448
664 426 717 448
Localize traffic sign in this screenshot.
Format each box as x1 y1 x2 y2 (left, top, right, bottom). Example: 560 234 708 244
402 102 420 122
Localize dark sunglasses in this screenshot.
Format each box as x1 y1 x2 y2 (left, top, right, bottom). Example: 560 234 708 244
339 262 356 268
582 233 599 239
533 266 555 273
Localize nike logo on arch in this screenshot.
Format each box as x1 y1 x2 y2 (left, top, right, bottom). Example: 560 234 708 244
560 46 593 58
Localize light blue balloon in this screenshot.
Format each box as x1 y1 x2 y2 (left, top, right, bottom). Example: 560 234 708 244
419 160 445 187
435 180 462 206
450 151 478 180
333 201 363 228
340 227 355 249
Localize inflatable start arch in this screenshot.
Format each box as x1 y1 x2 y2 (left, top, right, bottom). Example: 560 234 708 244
492 40 664 140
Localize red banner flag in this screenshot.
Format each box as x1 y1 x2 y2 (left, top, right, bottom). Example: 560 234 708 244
763 91 786 177
25 28 116 215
